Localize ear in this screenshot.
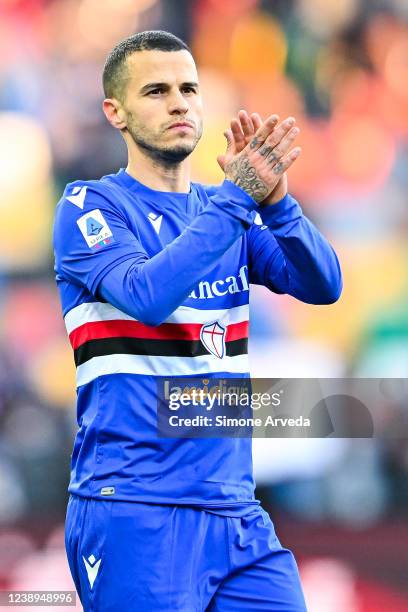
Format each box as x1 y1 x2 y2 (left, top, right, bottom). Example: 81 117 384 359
103 98 127 130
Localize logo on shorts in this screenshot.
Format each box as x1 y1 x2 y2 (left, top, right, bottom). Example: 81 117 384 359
200 321 226 359
82 554 101 589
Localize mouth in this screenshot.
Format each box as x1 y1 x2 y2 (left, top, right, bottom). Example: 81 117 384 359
167 122 194 130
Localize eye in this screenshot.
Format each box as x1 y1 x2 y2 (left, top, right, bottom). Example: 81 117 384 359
182 86 197 94
148 88 165 96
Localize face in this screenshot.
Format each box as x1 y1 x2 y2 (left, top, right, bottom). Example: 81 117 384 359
119 49 203 164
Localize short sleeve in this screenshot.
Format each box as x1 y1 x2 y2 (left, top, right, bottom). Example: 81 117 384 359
53 183 147 296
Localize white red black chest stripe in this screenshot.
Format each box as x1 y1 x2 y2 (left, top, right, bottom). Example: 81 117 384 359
65 302 250 385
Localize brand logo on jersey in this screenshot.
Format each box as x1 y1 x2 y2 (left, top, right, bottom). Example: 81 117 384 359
66 185 87 209
200 321 226 358
82 554 101 589
147 212 163 235
77 209 115 250
254 212 267 230
189 265 249 300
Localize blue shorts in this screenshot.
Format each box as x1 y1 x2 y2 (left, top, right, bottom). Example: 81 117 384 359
65 495 306 611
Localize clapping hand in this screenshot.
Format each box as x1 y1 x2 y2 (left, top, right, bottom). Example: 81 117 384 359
218 110 301 205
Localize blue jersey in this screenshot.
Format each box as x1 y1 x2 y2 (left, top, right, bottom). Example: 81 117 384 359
53 169 341 508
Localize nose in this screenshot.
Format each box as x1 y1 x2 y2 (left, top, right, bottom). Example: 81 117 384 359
167 88 189 115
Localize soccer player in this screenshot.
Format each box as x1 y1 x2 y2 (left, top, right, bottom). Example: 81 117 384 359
54 31 342 611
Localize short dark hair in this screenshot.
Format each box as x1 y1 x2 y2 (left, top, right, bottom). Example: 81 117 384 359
102 30 192 101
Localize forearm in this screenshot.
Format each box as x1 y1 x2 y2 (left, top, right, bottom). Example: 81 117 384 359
99 180 258 325
258 194 342 304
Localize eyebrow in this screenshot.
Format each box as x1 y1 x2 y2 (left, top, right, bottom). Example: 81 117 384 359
139 81 199 94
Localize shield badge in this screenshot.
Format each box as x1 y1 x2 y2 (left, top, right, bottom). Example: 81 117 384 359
200 320 226 359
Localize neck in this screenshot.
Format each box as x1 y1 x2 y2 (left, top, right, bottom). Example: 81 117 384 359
126 141 191 193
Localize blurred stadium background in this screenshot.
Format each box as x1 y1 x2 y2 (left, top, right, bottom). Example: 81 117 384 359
1 0 408 609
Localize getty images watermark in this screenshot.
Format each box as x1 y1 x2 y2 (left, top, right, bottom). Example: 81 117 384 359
156 378 408 438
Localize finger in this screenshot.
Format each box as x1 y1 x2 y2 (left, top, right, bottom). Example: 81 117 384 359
224 129 233 151
230 118 246 150
258 121 299 165
238 109 254 137
257 125 299 165
250 113 262 131
248 114 280 150
266 125 300 165
271 147 301 175
262 117 297 153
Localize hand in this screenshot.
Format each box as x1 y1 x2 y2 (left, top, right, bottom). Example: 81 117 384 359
218 111 301 205
217 110 263 171
222 112 301 203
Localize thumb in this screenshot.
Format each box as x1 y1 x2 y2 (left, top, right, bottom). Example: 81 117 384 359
217 129 234 170
224 129 233 151
217 129 233 170
217 154 226 171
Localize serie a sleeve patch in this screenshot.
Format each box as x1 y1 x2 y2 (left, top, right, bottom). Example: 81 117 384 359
76 209 115 250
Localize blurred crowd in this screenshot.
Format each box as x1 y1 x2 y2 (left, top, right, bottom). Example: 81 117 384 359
0 0 408 607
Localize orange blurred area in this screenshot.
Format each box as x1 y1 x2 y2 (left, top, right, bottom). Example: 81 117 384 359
29 337 77 408
364 13 407 77
0 113 53 268
229 12 287 80
1 284 63 354
330 113 396 187
280 118 332 199
242 75 305 124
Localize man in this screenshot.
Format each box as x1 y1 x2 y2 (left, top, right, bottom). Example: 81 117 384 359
54 30 341 611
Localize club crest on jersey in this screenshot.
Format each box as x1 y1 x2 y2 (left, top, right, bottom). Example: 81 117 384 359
77 209 115 250
200 320 226 359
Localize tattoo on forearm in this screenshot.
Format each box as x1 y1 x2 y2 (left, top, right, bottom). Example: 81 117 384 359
225 154 269 202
